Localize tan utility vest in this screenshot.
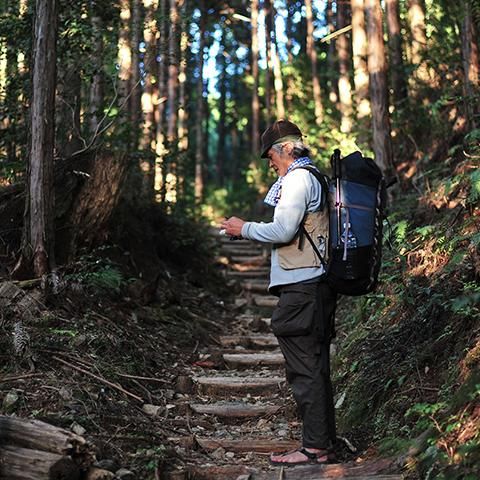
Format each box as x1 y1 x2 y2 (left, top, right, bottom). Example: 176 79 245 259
275 209 329 270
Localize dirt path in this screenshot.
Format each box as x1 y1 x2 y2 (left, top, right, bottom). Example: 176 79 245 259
166 233 405 480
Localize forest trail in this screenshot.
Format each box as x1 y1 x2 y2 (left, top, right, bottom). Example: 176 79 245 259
167 233 405 480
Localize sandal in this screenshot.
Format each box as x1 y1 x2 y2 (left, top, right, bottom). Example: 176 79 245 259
269 447 333 466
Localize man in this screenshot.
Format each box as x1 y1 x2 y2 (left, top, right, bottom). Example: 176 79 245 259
221 120 338 465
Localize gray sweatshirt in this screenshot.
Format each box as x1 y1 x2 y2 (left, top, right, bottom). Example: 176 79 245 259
241 168 325 291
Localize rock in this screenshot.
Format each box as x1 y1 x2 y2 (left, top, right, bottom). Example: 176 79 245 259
277 429 288 437
2 390 19 412
70 421 86 436
94 460 120 472
115 468 135 480
142 404 162 416
85 467 115 480
210 447 225 459
225 451 235 459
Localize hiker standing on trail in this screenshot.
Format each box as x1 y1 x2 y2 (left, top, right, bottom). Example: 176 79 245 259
221 120 338 466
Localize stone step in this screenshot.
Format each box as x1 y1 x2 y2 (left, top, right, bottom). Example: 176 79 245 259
223 353 284 368
193 375 285 396
219 334 278 349
189 401 281 418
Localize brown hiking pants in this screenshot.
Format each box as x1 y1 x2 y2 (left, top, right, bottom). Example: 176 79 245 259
271 280 337 449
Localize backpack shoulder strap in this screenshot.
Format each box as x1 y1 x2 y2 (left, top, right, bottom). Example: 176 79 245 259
295 166 330 211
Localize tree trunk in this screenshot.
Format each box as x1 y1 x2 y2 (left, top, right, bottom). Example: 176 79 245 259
176 0 189 200
365 0 393 175
195 1 206 203
461 0 480 128
155 0 168 201
167 0 179 142
351 0 370 118
17 0 58 278
140 0 159 200
216 31 227 186
385 0 408 105
251 0 260 155
407 0 437 87
264 0 273 124
88 2 104 139
336 0 353 132
305 0 324 126
271 12 286 120
130 0 142 150
117 0 132 131
326 0 338 103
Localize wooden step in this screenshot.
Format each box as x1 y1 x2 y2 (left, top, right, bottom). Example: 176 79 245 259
252 457 402 479
195 437 298 454
230 255 268 264
227 270 269 279
219 335 278 348
223 353 284 367
193 376 285 396
189 402 281 418
241 280 269 293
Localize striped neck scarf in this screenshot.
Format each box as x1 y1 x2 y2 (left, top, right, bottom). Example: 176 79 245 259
264 157 315 207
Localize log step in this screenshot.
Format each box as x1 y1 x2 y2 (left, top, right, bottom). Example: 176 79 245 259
230 255 268 264
241 280 269 293
253 295 278 308
223 353 284 367
219 335 278 348
227 271 269 279
189 402 281 418
193 376 285 396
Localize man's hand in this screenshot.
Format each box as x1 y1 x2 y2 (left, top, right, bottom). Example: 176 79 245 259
220 216 246 238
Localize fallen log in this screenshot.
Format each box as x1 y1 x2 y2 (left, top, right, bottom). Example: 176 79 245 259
0 415 95 469
0 445 81 480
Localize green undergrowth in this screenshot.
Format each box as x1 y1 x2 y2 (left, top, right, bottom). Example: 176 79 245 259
334 148 480 478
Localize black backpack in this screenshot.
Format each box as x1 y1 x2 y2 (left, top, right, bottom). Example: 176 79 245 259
299 149 387 296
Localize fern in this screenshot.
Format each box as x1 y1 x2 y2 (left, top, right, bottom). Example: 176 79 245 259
467 169 480 203
471 0 480 30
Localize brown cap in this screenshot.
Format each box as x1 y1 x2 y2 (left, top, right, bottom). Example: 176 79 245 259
260 120 303 158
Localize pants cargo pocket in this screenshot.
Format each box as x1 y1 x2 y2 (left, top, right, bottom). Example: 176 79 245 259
271 286 317 337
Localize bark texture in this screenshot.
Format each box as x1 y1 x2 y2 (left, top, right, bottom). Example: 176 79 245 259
305 0 324 125
337 0 353 132
386 0 408 104
365 0 393 174
351 0 370 118
25 0 58 277
251 0 260 154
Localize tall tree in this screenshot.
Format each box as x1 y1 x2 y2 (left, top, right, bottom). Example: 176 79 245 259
117 0 132 135
351 0 370 118
326 0 338 103
195 1 206 203
305 0 324 126
365 0 393 174
140 0 159 199
130 0 143 150
271 9 286 120
216 29 227 186
251 0 260 154
407 0 436 86
88 0 105 139
385 0 408 104
337 0 353 132
264 0 273 123
461 0 480 127
16 0 58 277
